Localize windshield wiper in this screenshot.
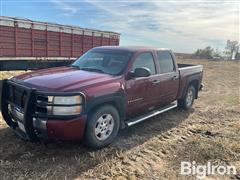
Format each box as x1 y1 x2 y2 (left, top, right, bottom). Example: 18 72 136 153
80 67 105 73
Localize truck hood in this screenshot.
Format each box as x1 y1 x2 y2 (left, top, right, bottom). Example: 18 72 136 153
13 66 119 92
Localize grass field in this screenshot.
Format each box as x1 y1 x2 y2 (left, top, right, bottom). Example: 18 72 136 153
0 59 239 180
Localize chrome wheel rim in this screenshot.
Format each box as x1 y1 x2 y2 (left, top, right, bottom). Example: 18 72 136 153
95 114 114 141
186 89 194 107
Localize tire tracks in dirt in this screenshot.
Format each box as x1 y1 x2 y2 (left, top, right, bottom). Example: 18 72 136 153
80 119 201 179
80 106 240 179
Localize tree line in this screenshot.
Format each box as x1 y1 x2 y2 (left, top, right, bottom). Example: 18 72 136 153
194 40 239 60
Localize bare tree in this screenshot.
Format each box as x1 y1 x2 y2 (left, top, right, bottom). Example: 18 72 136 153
225 40 239 60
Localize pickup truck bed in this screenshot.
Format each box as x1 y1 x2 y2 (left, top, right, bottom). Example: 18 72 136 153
178 63 199 68
177 63 203 100
178 63 203 76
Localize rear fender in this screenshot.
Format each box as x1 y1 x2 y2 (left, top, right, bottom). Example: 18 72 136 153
180 75 200 100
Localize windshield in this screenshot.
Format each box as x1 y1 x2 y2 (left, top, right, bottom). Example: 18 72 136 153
72 49 133 75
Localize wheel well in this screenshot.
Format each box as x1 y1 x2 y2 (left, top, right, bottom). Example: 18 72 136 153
88 100 126 129
189 80 199 99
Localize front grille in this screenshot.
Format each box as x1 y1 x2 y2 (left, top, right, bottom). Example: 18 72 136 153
35 95 48 114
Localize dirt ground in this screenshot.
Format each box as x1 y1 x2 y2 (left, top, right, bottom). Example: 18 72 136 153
0 59 239 180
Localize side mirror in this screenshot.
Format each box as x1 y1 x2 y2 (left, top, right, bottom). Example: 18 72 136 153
128 67 151 78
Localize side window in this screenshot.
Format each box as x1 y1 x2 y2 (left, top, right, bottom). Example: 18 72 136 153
132 52 156 75
157 51 175 73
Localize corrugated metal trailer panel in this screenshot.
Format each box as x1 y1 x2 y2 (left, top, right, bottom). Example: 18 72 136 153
0 16 120 59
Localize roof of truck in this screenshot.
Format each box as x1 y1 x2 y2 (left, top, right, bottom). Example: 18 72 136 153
93 46 171 52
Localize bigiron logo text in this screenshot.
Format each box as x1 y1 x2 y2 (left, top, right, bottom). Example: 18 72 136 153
180 161 237 179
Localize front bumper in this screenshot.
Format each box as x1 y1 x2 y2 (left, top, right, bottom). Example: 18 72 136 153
46 116 87 140
1 79 87 141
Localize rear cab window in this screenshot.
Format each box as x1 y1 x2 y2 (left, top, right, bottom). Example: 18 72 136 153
157 51 175 73
132 52 156 75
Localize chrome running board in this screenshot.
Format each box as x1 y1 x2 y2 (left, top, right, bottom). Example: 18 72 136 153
126 101 177 127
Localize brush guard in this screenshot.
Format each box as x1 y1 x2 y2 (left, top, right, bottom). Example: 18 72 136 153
1 79 38 141
0 79 85 141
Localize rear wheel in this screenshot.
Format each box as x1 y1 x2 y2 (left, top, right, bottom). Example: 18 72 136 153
84 105 120 149
178 85 196 110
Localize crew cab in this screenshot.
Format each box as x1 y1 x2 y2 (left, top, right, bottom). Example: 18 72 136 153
1 46 203 148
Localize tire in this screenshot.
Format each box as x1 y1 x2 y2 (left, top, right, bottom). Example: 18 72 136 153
178 85 196 110
84 105 120 149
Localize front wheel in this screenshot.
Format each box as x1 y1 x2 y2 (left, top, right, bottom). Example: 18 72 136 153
178 85 196 110
84 105 120 149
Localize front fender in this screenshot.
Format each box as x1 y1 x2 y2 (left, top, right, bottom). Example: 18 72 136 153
85 92 126 128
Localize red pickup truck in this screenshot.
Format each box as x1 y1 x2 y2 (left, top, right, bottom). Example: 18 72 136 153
1 46 203 148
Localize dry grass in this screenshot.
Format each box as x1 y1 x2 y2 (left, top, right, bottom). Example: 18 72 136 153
0 59 239 180
0 71 27 80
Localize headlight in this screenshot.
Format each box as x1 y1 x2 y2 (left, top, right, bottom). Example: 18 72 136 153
48 95 83 116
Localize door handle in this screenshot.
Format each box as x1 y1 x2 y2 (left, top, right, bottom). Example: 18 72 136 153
172 75 178 80
152 80 160 85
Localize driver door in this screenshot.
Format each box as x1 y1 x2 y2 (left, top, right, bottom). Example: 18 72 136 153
125 52 159 118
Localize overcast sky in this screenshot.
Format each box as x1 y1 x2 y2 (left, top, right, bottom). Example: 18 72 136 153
1 0 239 53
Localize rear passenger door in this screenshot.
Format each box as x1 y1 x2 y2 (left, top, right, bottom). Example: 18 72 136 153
156 51 179 104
